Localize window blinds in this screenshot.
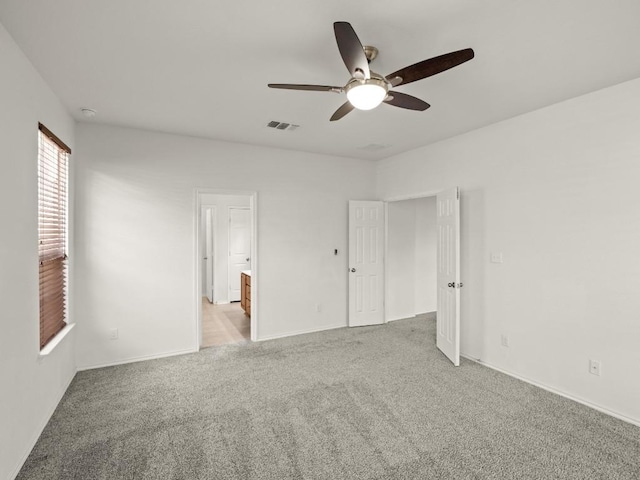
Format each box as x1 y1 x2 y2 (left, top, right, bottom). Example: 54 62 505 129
38 124 70 349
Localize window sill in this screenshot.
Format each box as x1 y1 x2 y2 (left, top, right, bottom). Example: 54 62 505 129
39 323 75 357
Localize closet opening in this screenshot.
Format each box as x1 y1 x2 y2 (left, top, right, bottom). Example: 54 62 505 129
385 196 438 325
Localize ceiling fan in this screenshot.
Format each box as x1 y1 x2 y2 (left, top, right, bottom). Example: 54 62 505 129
268 22 474 121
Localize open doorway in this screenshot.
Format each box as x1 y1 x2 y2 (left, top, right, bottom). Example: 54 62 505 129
196 191 257 349
385 196 438 323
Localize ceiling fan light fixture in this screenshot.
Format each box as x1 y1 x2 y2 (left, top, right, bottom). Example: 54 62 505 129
346 78 388 110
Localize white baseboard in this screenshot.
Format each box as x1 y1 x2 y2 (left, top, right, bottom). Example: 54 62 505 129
77 347 198 371
257 323 346 342
461 354 640 428
10 368 77 480
386 315 416 323
386 311 436 323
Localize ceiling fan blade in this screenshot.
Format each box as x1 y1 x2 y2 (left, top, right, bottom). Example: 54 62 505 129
333 22 370 79
384 91 430 111
330 101 355 121
386 48 474 87
268 84 342 92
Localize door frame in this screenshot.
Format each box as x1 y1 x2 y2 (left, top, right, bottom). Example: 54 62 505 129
194 189 258 348
382 190 443 326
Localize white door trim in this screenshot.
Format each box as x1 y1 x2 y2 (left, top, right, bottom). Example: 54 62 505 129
383 201 389 323
381 190 443 203
194 189 259 348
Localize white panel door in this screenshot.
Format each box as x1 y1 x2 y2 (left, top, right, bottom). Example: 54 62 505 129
349 201 385 327
204 208 215 303
436 187 461 366
228 207 251 302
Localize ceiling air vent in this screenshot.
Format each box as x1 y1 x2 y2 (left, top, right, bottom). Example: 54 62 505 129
266 121 300 131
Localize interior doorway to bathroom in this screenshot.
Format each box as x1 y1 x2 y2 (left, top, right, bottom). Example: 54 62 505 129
196 190 257 348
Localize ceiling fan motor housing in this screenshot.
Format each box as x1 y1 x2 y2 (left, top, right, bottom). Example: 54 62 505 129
363 45 378 63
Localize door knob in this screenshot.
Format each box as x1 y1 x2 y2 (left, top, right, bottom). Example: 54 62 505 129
351 268 356 273
448 282 455 287
246 257 250 262
203 257 208 260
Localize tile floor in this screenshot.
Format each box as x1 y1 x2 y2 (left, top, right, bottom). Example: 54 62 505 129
201 298 250 348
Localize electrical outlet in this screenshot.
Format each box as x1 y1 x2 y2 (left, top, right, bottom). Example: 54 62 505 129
589 359 601 376
491 252 504 264
501 334 509 347
109 328 119 340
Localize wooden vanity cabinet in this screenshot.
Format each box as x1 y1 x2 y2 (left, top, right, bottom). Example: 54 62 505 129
241 272 251 317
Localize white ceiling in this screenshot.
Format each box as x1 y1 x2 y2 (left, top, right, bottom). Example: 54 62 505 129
1 0 640 160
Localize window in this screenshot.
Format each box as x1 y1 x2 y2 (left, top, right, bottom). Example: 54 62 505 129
38 123 70 349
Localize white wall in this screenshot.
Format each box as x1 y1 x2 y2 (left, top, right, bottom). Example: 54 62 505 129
0 23 76 480
200 194 251 302
386 197 437 321
74 123 376 369
377 78 640 424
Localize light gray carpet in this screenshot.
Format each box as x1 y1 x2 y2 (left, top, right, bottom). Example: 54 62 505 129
18 315 640 479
